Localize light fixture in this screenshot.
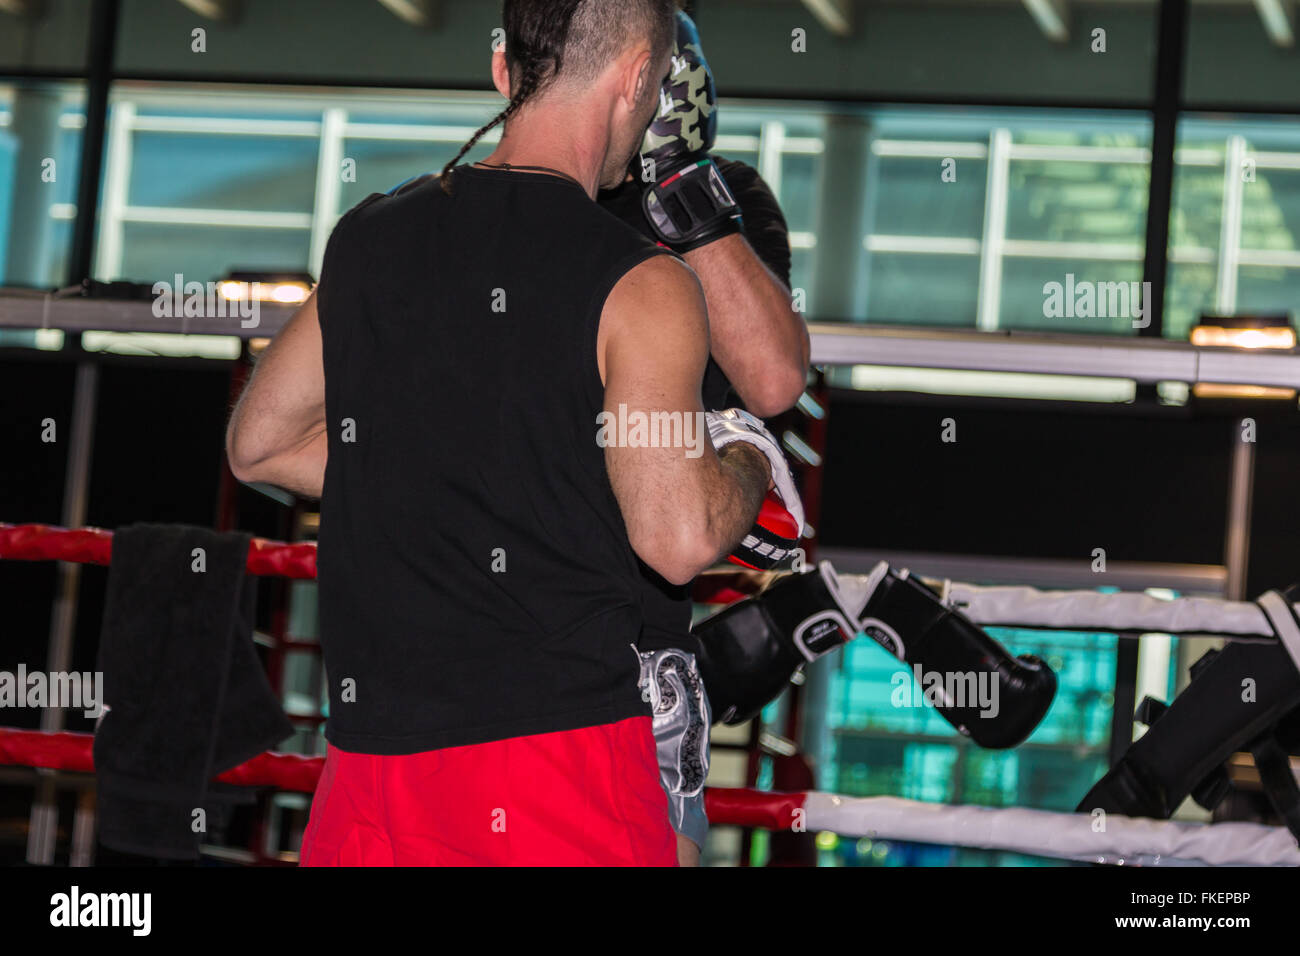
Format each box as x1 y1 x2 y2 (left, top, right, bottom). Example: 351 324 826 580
218 271 315 307
1190 313 1295 350
1190 313 1297 401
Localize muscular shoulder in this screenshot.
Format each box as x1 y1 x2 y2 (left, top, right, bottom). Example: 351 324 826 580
609 254 702 312
605 254 707 344
601 254 708 382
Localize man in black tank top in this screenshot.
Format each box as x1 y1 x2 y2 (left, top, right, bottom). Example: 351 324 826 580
225 0 777 866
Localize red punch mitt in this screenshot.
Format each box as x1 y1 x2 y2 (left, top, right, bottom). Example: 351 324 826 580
727 491 802 571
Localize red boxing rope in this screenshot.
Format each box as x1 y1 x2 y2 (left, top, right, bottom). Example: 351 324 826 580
0 728 805 826
0 522 318 579
702 786 807 830
0 522 750 600
0 728 325 793
0 523 764 813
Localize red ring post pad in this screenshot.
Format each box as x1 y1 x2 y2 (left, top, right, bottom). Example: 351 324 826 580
0 523 318 579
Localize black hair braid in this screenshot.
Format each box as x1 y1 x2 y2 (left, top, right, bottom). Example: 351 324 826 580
439 0 584 194
439 56 549 194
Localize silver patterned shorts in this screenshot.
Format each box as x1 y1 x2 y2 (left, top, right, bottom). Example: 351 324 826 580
635 646 712 850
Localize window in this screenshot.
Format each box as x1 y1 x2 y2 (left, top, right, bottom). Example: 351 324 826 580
1168 115 1300 341
0 80 85 349
861 109 1153 334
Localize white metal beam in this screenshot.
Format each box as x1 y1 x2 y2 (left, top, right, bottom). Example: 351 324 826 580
9 294 1300 393
1253 0 1295 48
175 0 240 22
800 0 852 37
376 0 439 28
1022 0 1070 42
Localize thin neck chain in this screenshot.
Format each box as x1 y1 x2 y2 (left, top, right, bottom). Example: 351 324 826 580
473 161 583 189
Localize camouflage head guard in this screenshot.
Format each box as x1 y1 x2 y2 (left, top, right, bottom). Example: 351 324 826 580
640 10 717 170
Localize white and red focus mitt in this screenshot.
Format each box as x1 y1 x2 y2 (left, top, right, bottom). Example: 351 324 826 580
729 491 802 570
704 408 805 569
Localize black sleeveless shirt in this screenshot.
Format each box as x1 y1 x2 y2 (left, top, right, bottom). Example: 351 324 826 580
316 166 667 754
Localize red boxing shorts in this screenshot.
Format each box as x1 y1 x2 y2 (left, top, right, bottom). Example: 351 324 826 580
299 716 678 866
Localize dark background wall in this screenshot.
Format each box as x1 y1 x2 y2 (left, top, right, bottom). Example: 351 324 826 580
5 1 1294 111
0 353 282 734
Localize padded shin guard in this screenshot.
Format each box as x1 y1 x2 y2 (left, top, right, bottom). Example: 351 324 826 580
1077 628 1300 824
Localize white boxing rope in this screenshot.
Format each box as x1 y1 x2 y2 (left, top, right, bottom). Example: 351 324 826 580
802 792 1300 867
936 580 1296 641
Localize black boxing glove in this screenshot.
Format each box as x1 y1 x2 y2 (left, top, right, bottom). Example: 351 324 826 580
695 561 1057 749
694 564 857 725
636 10 742 252
845 563 1058 749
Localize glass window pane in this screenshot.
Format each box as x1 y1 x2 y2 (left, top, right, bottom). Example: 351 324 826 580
1005 162 1148 246
870 157 987 239
1001 257 1145 334
0 81 85 289
127 131 320 212
778 153 819 235
825 618 1120 866
117 222 311 285
865 252 979 327
1170 115 1300 340
859 109 1151 332
1164 262 1217 343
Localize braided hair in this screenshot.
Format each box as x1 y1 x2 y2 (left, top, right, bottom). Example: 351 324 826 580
440 0 675 193
440 0 585 192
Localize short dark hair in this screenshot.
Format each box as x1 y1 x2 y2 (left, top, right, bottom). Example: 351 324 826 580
441 0 676 191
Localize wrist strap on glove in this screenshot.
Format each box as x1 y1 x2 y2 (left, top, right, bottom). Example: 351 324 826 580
642 156 743 253
728 491 801 571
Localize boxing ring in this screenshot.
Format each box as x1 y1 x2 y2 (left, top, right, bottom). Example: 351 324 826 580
4 292 1300 866
3 521 1298 867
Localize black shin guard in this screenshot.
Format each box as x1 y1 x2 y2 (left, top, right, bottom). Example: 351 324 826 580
1077 588 1300 836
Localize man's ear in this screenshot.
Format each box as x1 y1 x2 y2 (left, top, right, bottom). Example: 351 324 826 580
623 48 656 109
491 49 511 99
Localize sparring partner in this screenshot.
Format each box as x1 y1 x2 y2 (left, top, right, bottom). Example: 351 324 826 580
592 10 1056 865
596 8 810 867
599 9 809 419
225 0 801 865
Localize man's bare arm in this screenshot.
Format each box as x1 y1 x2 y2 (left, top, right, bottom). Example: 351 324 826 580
684 234 809 417
225 291 328 499
599 255 768 586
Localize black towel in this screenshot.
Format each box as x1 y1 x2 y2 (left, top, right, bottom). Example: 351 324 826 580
93 524 294 860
